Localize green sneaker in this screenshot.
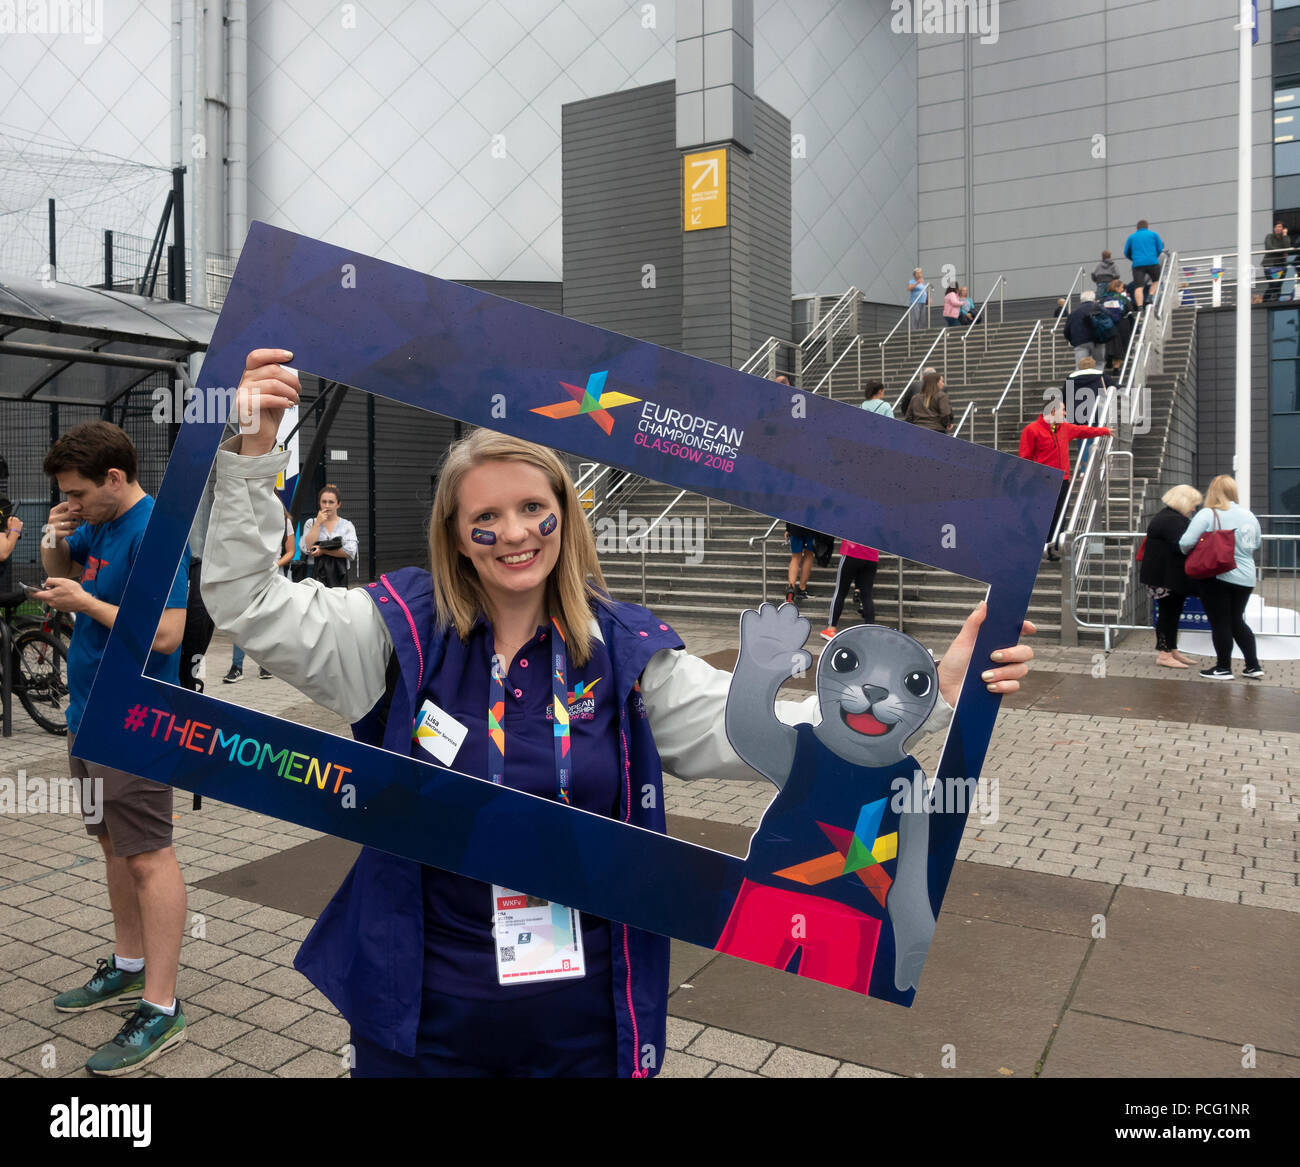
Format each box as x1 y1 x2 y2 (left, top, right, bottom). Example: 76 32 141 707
85 1000 187 1076
53 956 145 1013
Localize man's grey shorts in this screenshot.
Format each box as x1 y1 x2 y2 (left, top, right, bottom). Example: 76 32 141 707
68 734 173 857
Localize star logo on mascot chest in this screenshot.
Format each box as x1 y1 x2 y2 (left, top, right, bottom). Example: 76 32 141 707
772 797 898 907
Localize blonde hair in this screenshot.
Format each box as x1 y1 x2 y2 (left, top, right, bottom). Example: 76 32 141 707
1162 484 1203 515
1204 475 1238 511
428 430 609 666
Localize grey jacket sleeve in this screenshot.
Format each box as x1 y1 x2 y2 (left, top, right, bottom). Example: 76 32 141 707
639 648 953 783
200 441 393 724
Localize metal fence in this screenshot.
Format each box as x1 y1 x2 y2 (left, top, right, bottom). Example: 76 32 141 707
1067 527 1300 649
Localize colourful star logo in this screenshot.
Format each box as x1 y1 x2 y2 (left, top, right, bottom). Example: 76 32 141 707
773 797 898 908
531 371 641 435
568 677 602 705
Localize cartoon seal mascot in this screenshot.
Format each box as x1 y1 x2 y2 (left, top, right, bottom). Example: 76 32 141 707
720 602 941 995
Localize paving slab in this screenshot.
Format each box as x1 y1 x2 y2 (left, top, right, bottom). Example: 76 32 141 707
1068 888 1300 1055
938 857 1116 936
670 912 1088 1078
193 836 362 918
1040 1011 1300 1078
1002 671 1300 733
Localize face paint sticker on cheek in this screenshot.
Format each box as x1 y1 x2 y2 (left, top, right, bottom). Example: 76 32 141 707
538 513 557 537
471 528 497 545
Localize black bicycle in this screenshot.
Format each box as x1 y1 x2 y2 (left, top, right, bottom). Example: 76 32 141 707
0 590 70 735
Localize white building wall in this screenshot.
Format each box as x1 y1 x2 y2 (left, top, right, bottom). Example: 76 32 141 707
0 1 173 284
244 0 675 281
754 0 919 302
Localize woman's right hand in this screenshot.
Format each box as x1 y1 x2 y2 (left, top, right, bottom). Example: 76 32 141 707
236 348 300 456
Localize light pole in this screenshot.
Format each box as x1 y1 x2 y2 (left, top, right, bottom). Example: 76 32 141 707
1235 0 1256 508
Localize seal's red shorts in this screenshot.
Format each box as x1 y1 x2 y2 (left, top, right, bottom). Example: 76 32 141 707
714 879 881 993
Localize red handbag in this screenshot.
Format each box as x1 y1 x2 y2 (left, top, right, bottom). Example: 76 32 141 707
1184 512 1237 579
1135 537 1146 562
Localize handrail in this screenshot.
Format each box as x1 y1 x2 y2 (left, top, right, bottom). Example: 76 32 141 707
629 488 688 603
952 400 976 442
877 293 930 379
811 334 863 395
749 517 786 604
1066 527 1300 644
1048 265 1085 377
802 286 859 353
1053 266 1085 328
958 274 1005 380
739 336 800 380
891 328 948 412
989 318 1041 448
1177 248 1293 307
739 336 780 375
801 287 861 378
1057 251 1180 644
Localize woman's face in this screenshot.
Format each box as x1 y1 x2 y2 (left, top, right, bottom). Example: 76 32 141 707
454 460 563 610
319 491 339 520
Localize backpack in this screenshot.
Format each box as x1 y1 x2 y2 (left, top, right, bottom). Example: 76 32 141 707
1087 309 1116 342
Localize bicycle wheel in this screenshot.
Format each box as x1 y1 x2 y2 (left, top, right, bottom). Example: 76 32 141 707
13 628 70 735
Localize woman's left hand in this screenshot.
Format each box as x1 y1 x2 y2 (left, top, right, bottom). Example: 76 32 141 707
936 601 1035 707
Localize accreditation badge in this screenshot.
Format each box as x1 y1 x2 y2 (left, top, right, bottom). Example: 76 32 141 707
412 699 468 766
491 885 586 986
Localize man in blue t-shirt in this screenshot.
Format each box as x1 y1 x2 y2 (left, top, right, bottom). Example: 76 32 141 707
1124 218 1165 302
36 421 190 1076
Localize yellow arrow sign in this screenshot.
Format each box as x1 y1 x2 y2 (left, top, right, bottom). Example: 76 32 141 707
684 148 727 231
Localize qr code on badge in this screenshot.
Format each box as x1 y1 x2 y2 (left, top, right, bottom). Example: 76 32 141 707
500 945 515 963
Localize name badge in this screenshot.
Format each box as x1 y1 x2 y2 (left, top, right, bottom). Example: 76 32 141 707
412 699 468 766
491 885 586 986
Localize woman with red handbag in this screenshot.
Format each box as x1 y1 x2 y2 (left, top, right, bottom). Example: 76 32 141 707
1179 476 1263 680
1139 484 1202 668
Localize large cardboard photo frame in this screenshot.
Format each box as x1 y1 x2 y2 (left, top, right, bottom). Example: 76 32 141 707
75 222 1061 1007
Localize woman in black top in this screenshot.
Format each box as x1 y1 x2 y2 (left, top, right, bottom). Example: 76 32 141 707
1139 484 1202 668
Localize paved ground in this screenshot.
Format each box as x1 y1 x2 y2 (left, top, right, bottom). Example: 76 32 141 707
0 618 1296 1078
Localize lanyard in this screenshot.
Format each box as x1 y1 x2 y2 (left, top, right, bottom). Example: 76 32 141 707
487 615 572 804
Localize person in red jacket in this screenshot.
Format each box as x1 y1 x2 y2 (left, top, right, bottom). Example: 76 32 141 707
1019 400 1111 560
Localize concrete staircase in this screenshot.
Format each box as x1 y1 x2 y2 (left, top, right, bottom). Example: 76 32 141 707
591 305 1197 647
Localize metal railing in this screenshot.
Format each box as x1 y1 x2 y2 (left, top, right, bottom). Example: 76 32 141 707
989 318 1042 449
890 328 949 413
958 274 1005 380
750 518 786 604
1066 528 1300 649
742 286 861 387
951 400 977 442
1176 249 1296 308
800 286 861 374
877 295 935 378
1057 251 1181 643
1049 265 1085 378
810 334 863 395
738 335 799 381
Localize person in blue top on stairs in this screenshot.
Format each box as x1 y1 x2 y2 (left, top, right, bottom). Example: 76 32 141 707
201 348 1038 1077
1124 218 1165 303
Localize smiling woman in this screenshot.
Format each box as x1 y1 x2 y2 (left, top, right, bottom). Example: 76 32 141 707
197 347 1037 1079
427 430 605 670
